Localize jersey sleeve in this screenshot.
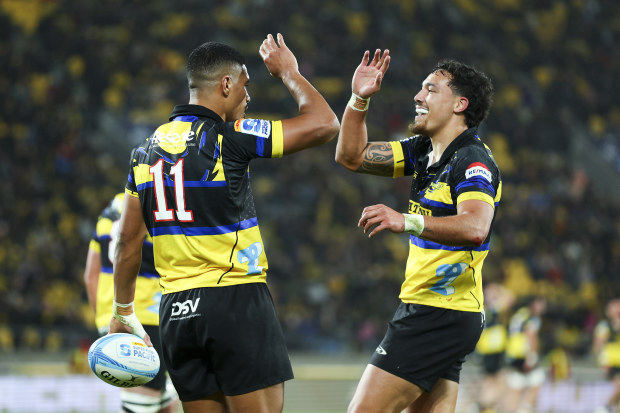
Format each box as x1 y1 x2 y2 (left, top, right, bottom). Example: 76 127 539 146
89 237 101 254
389 136 430 178
125 146 141 198
451 146 501 209
220 119 284 160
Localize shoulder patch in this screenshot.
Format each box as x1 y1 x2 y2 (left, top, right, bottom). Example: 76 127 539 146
465 162 492 183
234 119 271 139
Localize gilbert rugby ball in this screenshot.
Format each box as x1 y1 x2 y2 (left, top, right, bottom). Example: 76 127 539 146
88 333 160 388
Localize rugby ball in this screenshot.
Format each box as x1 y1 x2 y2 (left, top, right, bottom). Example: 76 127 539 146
88 333 160 388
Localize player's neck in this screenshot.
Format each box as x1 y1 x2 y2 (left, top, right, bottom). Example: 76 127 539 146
429 121 468 163
188 95 228 121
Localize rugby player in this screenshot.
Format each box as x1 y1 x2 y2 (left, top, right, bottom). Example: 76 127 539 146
336 49 500 413
108 34 339 413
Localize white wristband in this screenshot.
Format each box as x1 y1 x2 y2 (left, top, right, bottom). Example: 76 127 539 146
348 92 370 111
403 214 424 236
113 300 147 340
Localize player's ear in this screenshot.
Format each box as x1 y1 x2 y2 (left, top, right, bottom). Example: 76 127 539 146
221 75 232 97
454 96 469 113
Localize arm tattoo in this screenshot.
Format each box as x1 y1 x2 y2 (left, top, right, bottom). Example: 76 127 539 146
356 142 394 176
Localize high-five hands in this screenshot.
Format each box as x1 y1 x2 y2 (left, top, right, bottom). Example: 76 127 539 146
352 49 390 99
259 33 299 79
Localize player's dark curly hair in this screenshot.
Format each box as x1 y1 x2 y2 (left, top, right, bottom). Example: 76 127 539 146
187 42 245 89
433 60 494 128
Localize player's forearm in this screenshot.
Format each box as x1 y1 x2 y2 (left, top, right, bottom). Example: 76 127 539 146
113 244 142 309
281 70 339 144
335 106 369 171
417 213 490 247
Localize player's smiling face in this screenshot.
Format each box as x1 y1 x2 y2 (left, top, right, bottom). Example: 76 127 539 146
229 64 250 121
411 71 460 136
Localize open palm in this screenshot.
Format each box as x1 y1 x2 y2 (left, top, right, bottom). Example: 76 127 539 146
352 49 390 98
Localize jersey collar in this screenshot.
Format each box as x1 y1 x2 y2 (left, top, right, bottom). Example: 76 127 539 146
169 104 224 122
430 127 479 169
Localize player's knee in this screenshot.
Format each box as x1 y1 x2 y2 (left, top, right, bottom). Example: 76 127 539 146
120 388 173 413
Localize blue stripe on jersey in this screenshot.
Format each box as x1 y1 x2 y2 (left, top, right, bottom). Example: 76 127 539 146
151 217 258 237
256 137 264 157
98 235 111 241
456 177 496 195
214 142 220 160
199 131 206 150
174 115 199 122
410 235 490 251
136 180 227 191
420 197 456 210
184 180 227 187
102 266 159 278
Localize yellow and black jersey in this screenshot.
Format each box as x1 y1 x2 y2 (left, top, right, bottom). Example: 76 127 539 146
390 128 501 312
594 319 620 367
125 104 284 294
505 306 541 359
89 193 161 329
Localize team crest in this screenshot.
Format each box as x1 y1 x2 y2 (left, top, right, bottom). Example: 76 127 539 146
234 119 271 139
465 162 492 183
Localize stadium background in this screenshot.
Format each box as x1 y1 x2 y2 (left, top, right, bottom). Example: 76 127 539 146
0 0 618 411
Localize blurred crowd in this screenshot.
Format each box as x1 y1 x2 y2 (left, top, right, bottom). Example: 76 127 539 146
0 0 619 373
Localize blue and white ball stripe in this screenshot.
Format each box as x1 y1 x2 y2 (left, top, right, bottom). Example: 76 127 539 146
88 333 160 388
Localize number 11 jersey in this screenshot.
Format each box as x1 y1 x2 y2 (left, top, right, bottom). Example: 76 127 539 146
125 104 284 294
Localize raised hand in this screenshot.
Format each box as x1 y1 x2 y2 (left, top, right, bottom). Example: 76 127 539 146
352 49 390 99
259 33 299 79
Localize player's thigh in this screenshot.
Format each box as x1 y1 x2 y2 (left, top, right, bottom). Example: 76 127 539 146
225 382 285 413
348 364 424 413
181 391 226 413
405 378 459 413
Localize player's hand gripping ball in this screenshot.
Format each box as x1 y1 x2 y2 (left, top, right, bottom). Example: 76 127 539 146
88 333 160 388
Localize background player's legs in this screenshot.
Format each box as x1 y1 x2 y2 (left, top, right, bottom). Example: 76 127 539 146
607 375 620 412
120 385 179 413
348 364 424 413
404 378 459 413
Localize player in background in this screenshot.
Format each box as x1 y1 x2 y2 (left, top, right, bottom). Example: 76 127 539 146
109 34 339 413
84 193 179 413
593 298 620 413
336 49 499 413
503 296 547 413
474 283 515 413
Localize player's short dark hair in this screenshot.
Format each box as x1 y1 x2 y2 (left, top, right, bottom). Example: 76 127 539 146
187 42 245 89
433 60 494 128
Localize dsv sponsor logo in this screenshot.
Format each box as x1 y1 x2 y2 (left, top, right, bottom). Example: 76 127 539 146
171 298 200 317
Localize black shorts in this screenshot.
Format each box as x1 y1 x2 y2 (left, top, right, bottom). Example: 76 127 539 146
143 324 168 391
159 283 294 401
481 352 504 375
370 302 483 393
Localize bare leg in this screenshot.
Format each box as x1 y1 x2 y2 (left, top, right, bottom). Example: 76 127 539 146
225 383 285 413
348 364 424 413
404 378 459 413
181 391 226 413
